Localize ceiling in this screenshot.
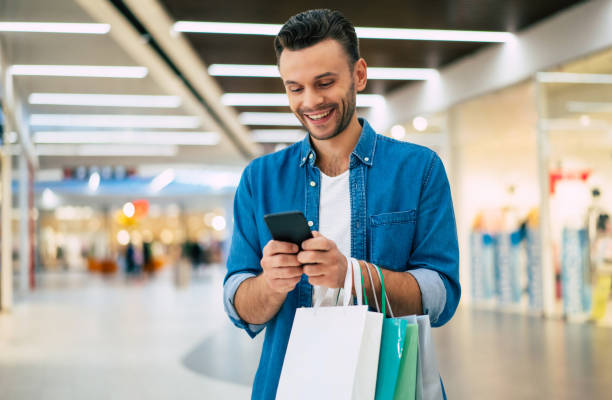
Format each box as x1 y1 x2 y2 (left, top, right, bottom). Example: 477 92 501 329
0 0 586 175
159 0 584 95
0 0 254 171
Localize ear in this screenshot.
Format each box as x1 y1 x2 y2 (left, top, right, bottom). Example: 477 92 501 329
354 58 367 92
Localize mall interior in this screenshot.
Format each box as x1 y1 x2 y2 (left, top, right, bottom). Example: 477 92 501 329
1 0 611 399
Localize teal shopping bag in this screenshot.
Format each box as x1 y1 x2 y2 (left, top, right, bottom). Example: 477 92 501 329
370 265 419 400
374 318 408 400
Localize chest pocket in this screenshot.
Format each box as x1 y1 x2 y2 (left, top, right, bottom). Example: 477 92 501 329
369 210 417 270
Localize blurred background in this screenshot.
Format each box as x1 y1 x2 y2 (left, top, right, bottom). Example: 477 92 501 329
0 0 611 399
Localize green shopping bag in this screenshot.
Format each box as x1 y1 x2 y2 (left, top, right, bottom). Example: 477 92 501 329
394 323 419 399
370 264 419 400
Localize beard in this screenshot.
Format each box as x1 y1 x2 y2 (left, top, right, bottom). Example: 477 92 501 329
296 81 357 141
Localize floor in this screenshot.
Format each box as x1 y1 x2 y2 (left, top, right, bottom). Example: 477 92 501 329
0 267 610 400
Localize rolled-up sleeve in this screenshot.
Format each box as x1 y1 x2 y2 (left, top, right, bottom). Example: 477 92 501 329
407 268 446 324
410 153 460 327
223 163 267 338
224 272 266 337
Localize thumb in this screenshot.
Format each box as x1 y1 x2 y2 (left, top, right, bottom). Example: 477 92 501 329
311 231 321 238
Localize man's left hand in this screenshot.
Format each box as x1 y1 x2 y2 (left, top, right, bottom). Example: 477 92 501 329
298 231 347 288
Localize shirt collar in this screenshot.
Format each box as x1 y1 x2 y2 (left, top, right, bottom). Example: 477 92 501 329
299 118 377 167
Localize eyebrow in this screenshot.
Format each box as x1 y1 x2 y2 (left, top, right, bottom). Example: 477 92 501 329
284 72 338 85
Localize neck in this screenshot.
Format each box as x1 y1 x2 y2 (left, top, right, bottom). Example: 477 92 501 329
311 116 362 176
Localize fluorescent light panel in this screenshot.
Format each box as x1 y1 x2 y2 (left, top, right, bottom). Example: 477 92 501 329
239 112 301 126
33 131 219 145
29 93 181 108
537 72 612 84
209 64 436 80
0 22 110 34
251 129 306 143
9 65 148 78
222 93 385 107
30 114 201 129
173 21 513 43
355 27 513 42
368 67 438 80
209 64 278 77
36 144 178 157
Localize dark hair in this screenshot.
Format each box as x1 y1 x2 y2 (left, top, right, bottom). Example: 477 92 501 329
274 9 359 67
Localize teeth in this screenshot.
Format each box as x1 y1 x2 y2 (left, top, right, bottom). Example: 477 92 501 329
306 110 331 120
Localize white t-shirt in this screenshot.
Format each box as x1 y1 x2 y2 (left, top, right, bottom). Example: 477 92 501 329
312 169 351 306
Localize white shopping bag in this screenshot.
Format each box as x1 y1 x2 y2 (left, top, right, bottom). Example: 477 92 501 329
415 315 443 400
276 259 383 400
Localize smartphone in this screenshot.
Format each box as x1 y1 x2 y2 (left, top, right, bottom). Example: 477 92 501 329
263 211 313 248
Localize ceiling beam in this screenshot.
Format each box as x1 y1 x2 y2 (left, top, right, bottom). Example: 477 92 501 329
119 0 259 160
73 0 258 160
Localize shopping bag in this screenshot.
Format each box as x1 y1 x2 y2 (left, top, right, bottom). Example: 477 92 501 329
276 258 383 400
415 315 444 400
374 318 408 400
369 265 419 400
394 316 418 400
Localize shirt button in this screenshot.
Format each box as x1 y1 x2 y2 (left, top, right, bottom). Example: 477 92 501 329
308 221 314 227
302 157 306 162
309 154 314 159
310 181 316 187
364 157 369 162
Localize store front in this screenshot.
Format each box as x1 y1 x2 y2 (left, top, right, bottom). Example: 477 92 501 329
383 46 612 326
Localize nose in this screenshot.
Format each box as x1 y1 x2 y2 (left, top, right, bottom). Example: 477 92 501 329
302 88 324 111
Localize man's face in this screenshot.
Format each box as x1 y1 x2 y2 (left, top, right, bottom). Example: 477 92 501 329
279 39 363 141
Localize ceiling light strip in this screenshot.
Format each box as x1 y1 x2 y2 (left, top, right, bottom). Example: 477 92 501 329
29 93 182 108
251 129 306 143
222 93 385 107
8 65 148 78
355 27 513 42
173 21 513 43
239 112 301 126
33 131 219 145
0 22 110 34
29 114 201 129
36 144 178 157
537 72 612 84
209 64 436 80
209 64 279 77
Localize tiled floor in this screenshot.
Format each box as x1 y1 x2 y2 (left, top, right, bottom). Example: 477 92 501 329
1 267 611 399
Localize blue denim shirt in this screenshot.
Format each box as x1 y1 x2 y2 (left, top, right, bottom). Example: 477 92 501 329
223 119 460 400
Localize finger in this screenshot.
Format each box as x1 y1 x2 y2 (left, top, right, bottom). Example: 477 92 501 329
270 266 303 279
297 250 330 265
312 231 321 237
303 263 325 277
263 254 300 269
301 236 333 251
263 240 299 256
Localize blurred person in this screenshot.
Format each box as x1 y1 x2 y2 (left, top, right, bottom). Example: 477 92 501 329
223 9 460 399
125 242 138 275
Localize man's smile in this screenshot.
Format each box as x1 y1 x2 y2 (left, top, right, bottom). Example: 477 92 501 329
302 108 336 125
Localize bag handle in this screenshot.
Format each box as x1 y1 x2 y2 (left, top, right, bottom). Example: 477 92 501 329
372 264 395 318
351 258 364 306
364 261 380 312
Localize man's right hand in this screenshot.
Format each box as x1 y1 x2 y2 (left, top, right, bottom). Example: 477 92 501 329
260 240 303 294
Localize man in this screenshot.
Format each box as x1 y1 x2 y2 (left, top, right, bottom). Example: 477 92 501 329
224 9 460 399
